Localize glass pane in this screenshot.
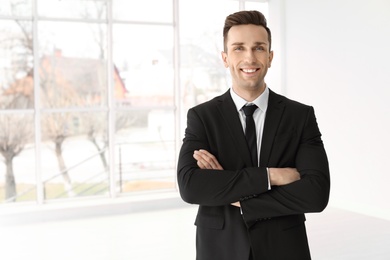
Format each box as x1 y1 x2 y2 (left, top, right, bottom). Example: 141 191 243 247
37 0 107 20
0 20 34 109
113 24 174 106
113 0 172 23
38 21 107 108
0 113 35 203
115 109 176 193
179 0 238 111
41 112 109 200
0 0 32 16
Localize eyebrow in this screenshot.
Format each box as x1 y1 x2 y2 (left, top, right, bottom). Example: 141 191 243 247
231 41 267 46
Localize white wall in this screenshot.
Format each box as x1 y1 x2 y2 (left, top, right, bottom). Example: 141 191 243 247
268 0 390 219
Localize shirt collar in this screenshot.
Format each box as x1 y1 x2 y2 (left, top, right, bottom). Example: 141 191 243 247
230 86 269 113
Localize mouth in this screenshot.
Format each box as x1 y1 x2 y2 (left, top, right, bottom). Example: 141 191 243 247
240 68 260 74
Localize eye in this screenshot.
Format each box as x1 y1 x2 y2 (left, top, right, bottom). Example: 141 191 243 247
255 46 265 51
234 46 244 51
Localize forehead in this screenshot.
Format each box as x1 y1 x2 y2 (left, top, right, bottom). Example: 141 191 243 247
227 24 269 45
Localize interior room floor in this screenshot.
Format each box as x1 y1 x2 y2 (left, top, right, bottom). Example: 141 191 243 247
1 203 389 260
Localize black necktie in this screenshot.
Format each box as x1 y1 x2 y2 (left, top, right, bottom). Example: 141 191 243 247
242 105 258 167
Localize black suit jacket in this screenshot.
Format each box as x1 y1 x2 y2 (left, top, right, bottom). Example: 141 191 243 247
177 89 330 260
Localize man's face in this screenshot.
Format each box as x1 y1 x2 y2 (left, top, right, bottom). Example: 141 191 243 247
222 24 273 94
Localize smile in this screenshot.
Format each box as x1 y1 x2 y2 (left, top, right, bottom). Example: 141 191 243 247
241 68 259 73
241 69 259 73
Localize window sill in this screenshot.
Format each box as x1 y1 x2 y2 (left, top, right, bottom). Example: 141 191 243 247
0 191 192 226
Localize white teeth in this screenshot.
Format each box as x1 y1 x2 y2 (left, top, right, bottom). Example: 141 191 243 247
242 69 257 73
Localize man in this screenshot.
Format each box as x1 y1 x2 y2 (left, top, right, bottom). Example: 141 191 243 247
177 10 330 260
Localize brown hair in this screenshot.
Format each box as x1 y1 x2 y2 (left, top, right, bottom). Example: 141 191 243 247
223 10 272 52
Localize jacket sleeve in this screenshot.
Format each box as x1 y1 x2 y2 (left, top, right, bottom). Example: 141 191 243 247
240 107 330 227
177 107 270 207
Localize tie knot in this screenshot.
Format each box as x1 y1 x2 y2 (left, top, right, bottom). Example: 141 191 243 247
242 104 258 116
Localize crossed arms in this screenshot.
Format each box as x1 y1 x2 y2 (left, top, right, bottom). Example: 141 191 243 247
194 149 300 186
193 149 301 207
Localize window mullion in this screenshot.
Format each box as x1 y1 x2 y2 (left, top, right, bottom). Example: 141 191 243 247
32 0 44 204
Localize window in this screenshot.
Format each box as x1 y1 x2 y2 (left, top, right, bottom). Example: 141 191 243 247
0 0 268 204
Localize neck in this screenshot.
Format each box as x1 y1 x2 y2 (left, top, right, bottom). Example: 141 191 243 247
232 84 266 102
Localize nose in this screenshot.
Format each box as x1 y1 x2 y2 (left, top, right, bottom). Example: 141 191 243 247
243 50 257 63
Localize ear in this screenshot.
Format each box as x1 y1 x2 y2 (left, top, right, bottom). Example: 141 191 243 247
221 51 229 68
268 50 274 68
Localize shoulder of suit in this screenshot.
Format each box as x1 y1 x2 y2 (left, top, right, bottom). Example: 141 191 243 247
190 90 229 110
270 90 313 109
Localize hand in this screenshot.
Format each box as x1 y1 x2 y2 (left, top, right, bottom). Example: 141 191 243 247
269 167 301 186
193 149 223 170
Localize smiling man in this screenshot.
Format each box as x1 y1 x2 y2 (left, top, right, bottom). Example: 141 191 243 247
177 10 330 260
222 23 272 101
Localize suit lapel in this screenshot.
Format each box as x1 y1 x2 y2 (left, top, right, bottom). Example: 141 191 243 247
260 89 286 166
217 91 253 167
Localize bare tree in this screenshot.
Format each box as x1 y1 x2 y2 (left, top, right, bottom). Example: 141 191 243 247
39 57 83 197
0 112 32 201
0 1 34 202
41 111 75 197
0 73 34 203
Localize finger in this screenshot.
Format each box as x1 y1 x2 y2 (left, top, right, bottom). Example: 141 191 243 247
194 150 223 170
194 152 213 169
198 150 219 169
199 150 224 170
194 151 213 168
197 160 207 169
